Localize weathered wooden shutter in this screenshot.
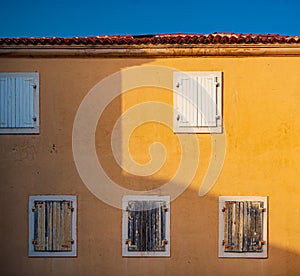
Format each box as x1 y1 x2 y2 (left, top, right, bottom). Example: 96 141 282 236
175 72 220 130
223 201 264 252
126 200 168 252
32 201 73 252
0 76 36 129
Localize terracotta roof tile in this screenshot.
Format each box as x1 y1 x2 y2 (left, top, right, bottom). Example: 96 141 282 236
0 34 299 46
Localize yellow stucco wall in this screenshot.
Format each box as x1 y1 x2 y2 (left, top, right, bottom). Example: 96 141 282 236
0 55 300 275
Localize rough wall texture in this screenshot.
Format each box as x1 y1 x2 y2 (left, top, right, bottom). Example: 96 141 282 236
0 56 300 275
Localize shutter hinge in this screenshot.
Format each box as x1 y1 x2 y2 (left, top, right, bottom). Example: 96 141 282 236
253 241 265 250
125 239 137 249
176 82 180 88
162 204 168 212
214 76 220 87
156 239 168 249
68 204 74 212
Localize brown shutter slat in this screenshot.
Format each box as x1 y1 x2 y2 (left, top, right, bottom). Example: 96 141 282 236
53 201 60 251
60 201 72 251
34 201 46 251
242 201 249 251
238 202 244 252
46 201 52 251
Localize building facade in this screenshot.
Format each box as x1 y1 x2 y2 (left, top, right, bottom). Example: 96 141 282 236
1 34 300 275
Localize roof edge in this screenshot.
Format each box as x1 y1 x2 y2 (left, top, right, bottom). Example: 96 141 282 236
1 44 300 58
1 34 300 46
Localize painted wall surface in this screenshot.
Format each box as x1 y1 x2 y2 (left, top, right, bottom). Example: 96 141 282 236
0 56 300 275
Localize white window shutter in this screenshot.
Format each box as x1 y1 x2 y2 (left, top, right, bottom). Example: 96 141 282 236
174 71 222 133
0 73 39 134
197 76 217 127
16 77 35 128
0 77 10 128
177 75 198 127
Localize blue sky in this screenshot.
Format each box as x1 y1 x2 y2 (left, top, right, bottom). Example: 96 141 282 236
0 0 299 38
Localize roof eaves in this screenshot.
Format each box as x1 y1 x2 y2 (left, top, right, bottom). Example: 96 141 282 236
0 34 300 47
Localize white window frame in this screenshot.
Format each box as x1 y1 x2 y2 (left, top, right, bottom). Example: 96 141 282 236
122 195 170 257
173 71 222 133
0 72 39 134
28 195 77 257
219 196 268 258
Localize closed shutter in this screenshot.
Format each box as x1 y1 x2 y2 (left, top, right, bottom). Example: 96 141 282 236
16 77 35 128
0 73 39 133
32 200 73 252
174 71 222 133
223 201 264 252
0 76 36 128
0 77 10 128
126 200 168 252
197 76 218 127
177 76 198 127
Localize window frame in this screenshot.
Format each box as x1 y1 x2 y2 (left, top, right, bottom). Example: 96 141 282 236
0 72 39 134
28 195 77 257
122 195 170 257
219 196 268 258
173 71 222 134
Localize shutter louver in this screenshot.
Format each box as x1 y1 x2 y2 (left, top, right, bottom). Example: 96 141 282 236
33 201 73 252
